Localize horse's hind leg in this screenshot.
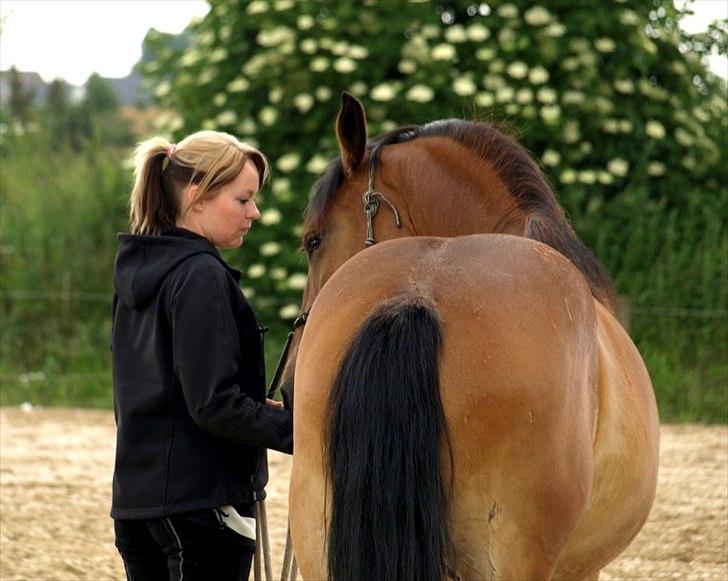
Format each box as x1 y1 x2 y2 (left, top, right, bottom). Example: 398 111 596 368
449 495 572 580
440 322 596 579
445 433 592 580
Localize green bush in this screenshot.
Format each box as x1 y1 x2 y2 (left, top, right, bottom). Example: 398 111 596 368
0 130 129 407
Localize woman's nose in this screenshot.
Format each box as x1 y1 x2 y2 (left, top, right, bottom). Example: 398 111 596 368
248 200 261 220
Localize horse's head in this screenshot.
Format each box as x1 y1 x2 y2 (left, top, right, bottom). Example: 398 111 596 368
298 94 421 306
280 92 411 406
279 92 616 408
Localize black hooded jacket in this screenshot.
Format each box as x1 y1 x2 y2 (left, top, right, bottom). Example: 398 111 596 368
111 227 292 520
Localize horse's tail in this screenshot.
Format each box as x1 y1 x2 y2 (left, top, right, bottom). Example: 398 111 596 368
326 297 454 581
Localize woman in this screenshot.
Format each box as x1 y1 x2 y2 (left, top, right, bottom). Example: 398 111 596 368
111 130 292 581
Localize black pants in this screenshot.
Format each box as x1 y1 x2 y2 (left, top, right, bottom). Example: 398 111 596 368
114 504 255 581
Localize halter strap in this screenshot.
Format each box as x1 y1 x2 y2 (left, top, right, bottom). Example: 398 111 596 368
362 145 402 247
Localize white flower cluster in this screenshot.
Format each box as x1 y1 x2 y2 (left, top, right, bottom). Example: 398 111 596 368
269 267 287 281
316 87 332 101
647 162 666 177
216 110 237 127
431 43 456 61
524 6 551 26
371 83 399 102
260 242 281 257
276 153 300 173
453 76 477 96
467 24 490 42
209 47 228 63
260 208 282 226
306 155 328 174
227 77 250 93
334 57 357 73
607 158 630 177
595 38 616 53
541 150 561 166
279 304 300 320
498 4 519 19
444 25 467 44
248 264 266 279
246 1 268 15
259 107 279 126
406 84 434 103
645 120 666 140
237 118 257 136
257 27 295 48
294 93 314 113
298 15 315 30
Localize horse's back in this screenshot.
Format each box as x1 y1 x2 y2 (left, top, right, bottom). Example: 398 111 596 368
292 234 603 579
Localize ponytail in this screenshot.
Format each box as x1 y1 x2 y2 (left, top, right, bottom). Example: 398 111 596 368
129 137 178 235
128 131 269 236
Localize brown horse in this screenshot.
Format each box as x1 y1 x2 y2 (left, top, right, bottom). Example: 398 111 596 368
284 93 659 580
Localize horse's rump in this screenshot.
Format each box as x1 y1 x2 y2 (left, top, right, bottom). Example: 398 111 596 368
291 234 601 579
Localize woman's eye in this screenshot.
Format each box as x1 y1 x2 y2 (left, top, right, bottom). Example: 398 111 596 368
239 198 249 205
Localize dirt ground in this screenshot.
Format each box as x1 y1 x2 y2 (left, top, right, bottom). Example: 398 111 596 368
0 408 725 581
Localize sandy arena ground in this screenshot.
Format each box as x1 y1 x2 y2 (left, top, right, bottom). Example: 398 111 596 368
0 408 726 580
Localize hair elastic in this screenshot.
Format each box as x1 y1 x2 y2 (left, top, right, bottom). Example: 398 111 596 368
166 144 177 159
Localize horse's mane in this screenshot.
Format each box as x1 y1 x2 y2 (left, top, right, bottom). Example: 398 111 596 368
307 120 617 312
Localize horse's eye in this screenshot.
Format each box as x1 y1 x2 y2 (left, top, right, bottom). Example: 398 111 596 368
305 235 322 256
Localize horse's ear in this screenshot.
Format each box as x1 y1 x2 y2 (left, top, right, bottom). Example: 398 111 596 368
336 91 368 177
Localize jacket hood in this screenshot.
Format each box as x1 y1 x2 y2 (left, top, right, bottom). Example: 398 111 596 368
114 227 241 309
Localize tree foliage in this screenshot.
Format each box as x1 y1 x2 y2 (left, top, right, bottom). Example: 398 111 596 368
7 66 36 125
141 0 726 320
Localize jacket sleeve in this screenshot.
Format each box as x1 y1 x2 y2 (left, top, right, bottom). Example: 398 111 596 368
170 259 293 455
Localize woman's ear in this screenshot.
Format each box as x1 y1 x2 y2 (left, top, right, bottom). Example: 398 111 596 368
184 185 201 210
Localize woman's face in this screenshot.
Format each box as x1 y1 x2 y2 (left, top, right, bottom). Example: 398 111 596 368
193 160 261 249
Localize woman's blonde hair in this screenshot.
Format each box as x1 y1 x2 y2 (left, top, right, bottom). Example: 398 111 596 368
129 130 269 235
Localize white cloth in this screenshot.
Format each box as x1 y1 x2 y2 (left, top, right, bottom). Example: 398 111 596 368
217 505 256 540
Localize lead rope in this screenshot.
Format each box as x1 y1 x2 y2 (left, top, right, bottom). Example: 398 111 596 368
254 504 262 580
280 526 298 580
254 499 275 581
254 495 298 581
255 309 309 581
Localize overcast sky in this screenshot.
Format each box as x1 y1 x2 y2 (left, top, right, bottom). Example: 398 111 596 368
0 0 209 84
0 0 725 85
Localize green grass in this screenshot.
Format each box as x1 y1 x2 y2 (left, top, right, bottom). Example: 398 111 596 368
640 343 728 423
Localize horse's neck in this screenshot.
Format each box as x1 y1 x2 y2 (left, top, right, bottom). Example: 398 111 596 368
405 140 528 238
413 185 527 238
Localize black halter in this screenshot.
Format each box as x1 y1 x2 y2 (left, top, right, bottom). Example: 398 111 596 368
267 146 402 398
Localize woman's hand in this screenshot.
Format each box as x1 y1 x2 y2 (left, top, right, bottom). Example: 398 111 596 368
265 398 284 410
